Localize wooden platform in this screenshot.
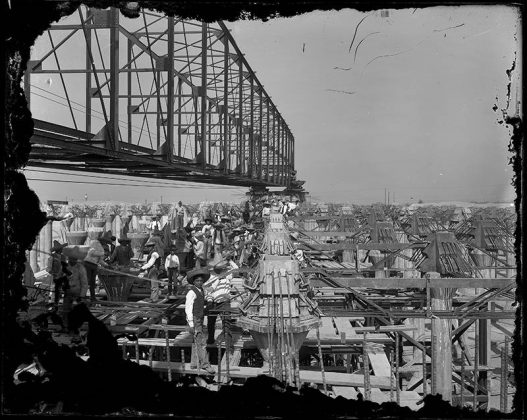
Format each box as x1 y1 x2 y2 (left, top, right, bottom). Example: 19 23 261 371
136 360 392 388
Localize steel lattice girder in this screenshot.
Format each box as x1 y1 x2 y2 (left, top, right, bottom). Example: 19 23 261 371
25 6 295 187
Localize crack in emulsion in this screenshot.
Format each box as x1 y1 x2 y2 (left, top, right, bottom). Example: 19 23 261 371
504 51 517 112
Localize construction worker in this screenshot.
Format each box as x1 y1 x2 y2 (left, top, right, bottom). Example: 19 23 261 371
192 231 207 268
164 245 180 298
108 234 133 267
47 240 69 305
63 256 88 330
141 232 165 303
99 230 116 263
211 223 227 264
83 239 106 302
185 268 215 374
148 215 162 232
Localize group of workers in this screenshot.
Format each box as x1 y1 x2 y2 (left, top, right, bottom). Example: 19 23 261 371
44 197 301 374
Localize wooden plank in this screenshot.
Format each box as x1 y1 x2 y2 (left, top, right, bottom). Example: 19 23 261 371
135 361 392 388
332 277 515 290
367 348 392 377
315 317 338 340
301 232 356 238
357 388 390 403
332 386 358 399
398 391 422 410
333 318 358 338
357 243 427 251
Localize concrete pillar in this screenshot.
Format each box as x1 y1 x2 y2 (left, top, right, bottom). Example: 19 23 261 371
30 234 40 273
112 215 122 240
413 317 425 359
43 221 53 260
38 224 47 270
429 271 453 403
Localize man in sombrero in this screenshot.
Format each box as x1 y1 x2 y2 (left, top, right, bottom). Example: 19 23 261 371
109 233 133 268
99 230 116 263
185 268 215 375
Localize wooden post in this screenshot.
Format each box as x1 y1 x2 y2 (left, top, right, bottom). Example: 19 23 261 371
473 321 479 411
363 332 371 401
429 271 453 403
395 332 400 405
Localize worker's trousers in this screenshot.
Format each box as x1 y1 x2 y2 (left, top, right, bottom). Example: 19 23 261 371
166 267 178 294
191 318 210 368
83 261 98 301
148 267 161 302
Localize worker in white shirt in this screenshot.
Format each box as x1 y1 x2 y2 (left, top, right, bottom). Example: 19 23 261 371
140 234 164 303
148 215 162 231
192 231 207 268
201 217 214 261
164 245 180 298
185 268 215 374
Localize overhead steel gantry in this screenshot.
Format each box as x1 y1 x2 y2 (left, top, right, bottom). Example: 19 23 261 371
24 6 297 188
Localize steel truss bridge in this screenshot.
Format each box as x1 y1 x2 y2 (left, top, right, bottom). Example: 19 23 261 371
25 6 299 188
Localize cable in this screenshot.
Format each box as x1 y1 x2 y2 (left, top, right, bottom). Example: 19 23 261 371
26 178 247 190
31 87 157 139
25 168 229 188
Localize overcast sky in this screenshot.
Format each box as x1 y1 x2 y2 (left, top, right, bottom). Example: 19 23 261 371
25 5 520 205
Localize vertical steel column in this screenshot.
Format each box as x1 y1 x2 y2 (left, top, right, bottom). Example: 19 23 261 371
460 353 465 407
207 103 211 165
201 22 208 169
272 108 277 183
238 58 243 174
127 39 132 143
156 70 161 149
280 122 285 185
166 16 175 162
249 77 254 178
177 78 182 156
285 131 290 186
258 88 263 179
85 20 91 133
223 37 229 173
266 98 270 181
429 272 453 403
109 7 120 151
290 133 294 179
276 117 280 184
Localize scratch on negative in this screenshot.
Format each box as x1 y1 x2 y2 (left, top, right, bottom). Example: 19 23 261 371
433 23 465 32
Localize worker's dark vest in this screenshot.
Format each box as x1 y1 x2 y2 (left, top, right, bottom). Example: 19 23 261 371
190 285 205 319
148 249 162 268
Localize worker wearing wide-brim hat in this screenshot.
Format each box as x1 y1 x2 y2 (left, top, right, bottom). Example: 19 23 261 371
164 245 180 298
141 234 165 303
185 268 215 374
99 230 117 262
211 223 227 264
109 233 133 267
